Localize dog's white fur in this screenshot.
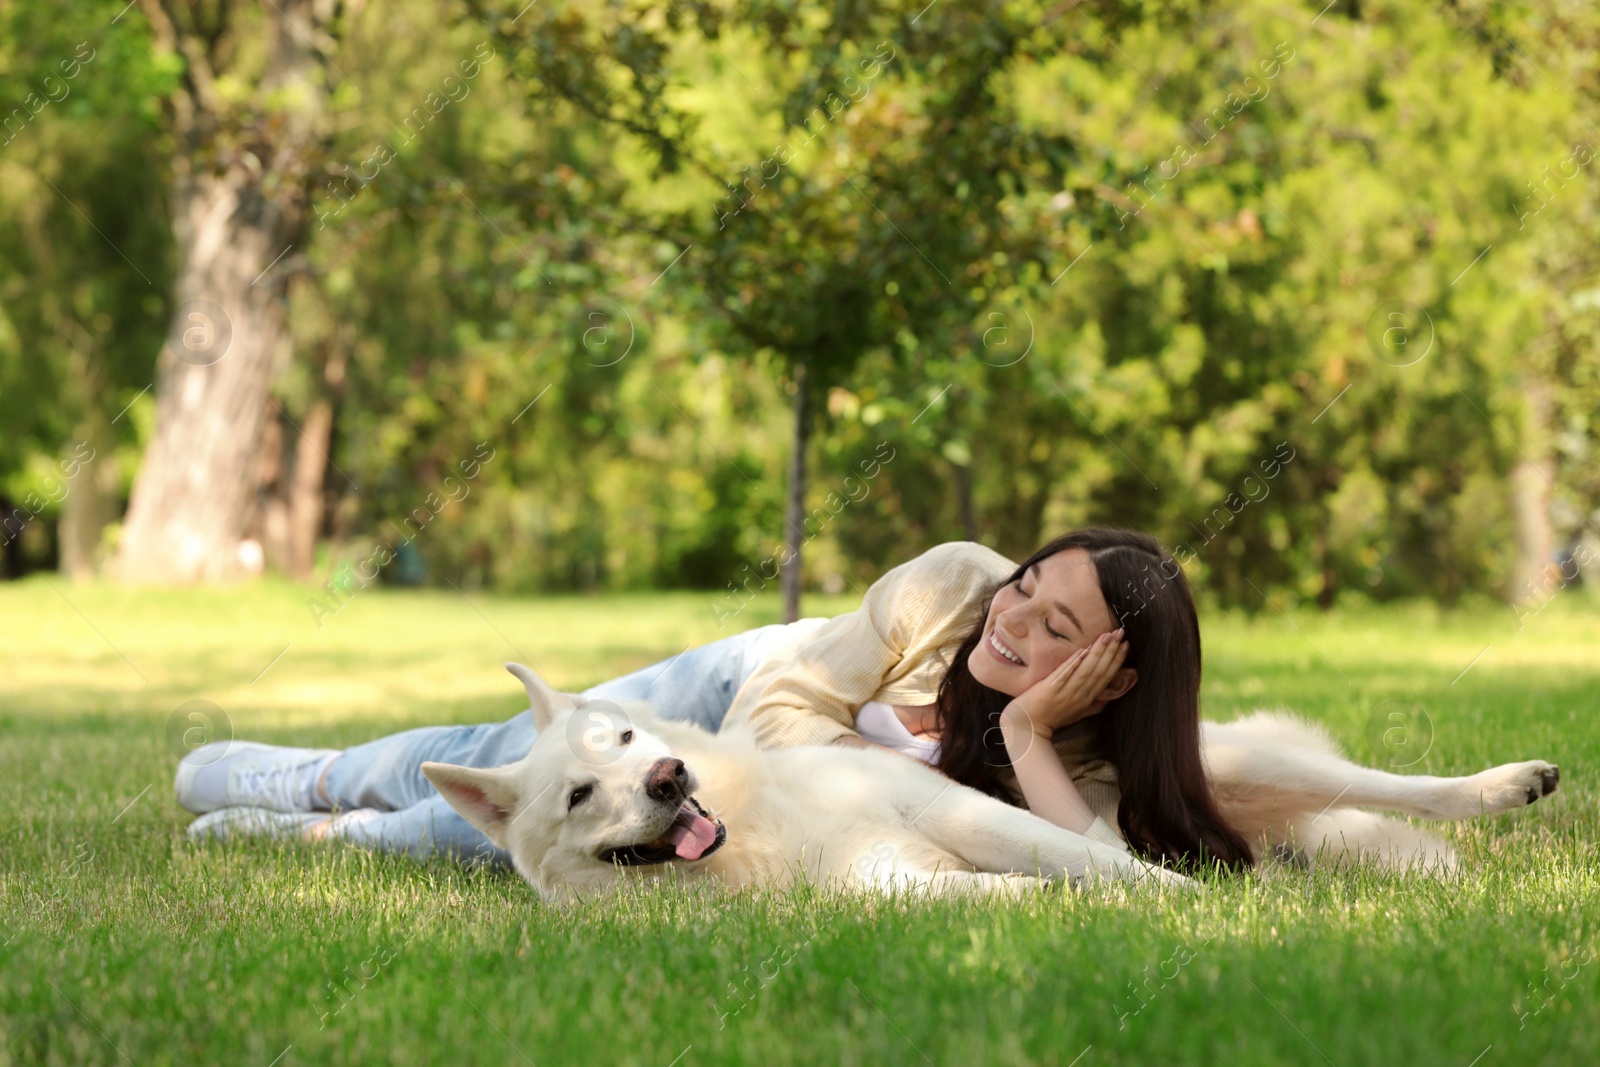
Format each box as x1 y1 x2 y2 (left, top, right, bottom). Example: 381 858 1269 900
1202 710 1557 872
422 664 1559 903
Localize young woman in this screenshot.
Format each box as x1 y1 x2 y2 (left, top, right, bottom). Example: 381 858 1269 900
178 528 1254 874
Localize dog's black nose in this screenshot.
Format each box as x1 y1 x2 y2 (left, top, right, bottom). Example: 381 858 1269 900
645 758 688 804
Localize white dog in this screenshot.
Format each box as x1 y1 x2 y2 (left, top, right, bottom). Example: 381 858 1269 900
422 665 1560 903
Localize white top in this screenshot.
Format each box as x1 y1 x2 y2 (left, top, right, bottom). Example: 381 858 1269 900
854 700 941 764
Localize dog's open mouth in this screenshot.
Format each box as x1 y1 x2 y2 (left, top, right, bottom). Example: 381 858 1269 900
599 797 726 867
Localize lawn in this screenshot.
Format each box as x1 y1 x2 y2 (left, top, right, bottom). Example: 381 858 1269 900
1 578 1597 1066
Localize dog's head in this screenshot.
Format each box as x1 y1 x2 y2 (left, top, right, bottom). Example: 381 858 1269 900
421 663 726 902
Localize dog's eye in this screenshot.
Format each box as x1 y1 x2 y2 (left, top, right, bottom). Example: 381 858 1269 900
567 785 593 810
619 729 633 744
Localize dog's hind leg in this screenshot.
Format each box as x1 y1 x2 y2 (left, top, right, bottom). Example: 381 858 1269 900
1279 807 1459 875
1400 759 1561 819
1208 740 1561 825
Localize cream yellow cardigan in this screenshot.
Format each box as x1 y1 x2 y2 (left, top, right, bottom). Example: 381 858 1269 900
721 541 1130 851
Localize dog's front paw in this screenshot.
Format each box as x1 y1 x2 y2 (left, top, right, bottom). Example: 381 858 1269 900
1464 759 1560 814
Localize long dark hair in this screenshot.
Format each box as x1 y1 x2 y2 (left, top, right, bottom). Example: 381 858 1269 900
934 528 1254 874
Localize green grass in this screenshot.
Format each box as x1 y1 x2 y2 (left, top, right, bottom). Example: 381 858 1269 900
2 578 1597 1066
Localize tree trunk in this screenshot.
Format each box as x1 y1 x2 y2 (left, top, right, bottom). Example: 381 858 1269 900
287 346 349 581
286 393 335 580
1 497 23 579
1315 517 1336 610
254 344 343 581
255 403 291 571
58 406 120 580
952 461 979 542
112 172 304 583
113 0 327 583
780 360 811 622
1510 377 1556 602
57 316 122 579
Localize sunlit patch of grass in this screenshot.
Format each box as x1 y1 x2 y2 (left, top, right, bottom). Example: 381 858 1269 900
1 580 1597 1065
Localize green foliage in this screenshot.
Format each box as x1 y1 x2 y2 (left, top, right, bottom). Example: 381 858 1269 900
4 0 1600 602
0 2 173 520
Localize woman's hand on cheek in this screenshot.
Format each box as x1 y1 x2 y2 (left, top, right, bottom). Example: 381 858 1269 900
999 630 1127 738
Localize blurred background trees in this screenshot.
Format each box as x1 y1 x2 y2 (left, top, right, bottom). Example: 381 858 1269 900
2 0 1598 614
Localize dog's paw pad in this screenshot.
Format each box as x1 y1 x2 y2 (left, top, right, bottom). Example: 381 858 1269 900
1510 761 1560 806
1465 760 1561 815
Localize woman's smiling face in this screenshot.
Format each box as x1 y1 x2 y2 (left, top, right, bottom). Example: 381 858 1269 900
966 548 1122 698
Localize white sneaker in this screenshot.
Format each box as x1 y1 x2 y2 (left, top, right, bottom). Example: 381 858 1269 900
174 742 340 814
187 807 332 841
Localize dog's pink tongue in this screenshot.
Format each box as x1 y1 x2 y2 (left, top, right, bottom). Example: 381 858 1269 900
667 809 719 860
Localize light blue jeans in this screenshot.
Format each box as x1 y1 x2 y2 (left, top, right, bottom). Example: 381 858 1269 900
321 619 821 865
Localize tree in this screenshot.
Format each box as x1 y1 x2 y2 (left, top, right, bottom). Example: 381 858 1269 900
6 0 1597 611
111 0 340 582
474 0 1090 618
0 3 173 578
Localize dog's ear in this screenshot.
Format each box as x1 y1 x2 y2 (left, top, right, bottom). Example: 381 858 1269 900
421 761 524 847
506 662 575 731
